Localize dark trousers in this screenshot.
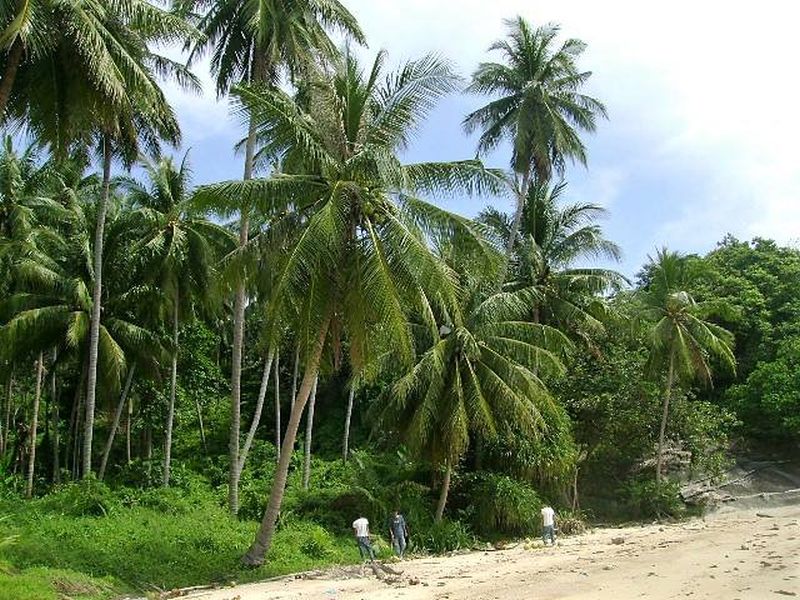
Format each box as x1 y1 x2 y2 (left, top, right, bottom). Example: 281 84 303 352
357 536 375 561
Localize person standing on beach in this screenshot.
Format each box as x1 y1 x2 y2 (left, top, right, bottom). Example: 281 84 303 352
541 505 556 545
389 509 409 558
352 514 376 562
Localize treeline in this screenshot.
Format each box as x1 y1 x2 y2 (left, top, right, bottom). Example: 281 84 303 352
0 0 796 574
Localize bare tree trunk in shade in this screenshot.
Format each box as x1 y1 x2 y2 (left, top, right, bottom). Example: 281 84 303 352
2 370 12 456
274 353 281 462
125 396 132 464
434 461 452 523
342 384 355 463
83 135 113 479
290 344 299 410
242 319 329 565
50 349 60 483
98 366 136 481
238 352 274 475
163 299 179 488
302 377 319 490
25 354 44 498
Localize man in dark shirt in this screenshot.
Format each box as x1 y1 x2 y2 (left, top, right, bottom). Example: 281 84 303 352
389 509 409 558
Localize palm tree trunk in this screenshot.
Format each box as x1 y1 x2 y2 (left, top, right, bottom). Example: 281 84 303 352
0 38 24 118
342 384 355 463
82 134 113 479
290 343 299 410
195 396 207 453
1 370 12 456
656 353 675 484
274 353 281 462
434 462 452 523
302 377 319 490
228 121 255 514
50 348 60 484
25 354 44 499
125 396 132 464
505 170 531 259
98 365 136 481
163 298 179 487
237 351 274 475
242 319 330 566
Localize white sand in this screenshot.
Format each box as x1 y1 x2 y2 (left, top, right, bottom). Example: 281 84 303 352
186 504 800 600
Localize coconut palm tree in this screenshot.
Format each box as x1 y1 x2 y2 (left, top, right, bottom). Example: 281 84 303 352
464 16 606 258
181 0 364 514
383 256 572 520
122 153 234 486
196 48 503 562
480 180 625 336
638 249 736 483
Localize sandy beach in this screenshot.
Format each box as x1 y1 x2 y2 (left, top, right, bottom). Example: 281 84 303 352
185 504 800 600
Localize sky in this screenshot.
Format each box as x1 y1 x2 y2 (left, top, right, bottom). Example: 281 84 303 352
163 0 800 277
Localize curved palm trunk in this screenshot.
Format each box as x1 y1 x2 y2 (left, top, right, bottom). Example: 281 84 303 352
655 353 675 484
82 135 113 479
242 319 330 566
274 353 281 461
237 351 274 475
0 38 24 118
163 299 179 487
25 354 44 498
195 396 207 453
342 384 355 463
98 365 136 481
434 461 452 523
302 376 319 490
228 117 256 514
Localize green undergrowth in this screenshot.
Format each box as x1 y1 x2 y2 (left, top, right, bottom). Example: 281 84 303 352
0 485 380 598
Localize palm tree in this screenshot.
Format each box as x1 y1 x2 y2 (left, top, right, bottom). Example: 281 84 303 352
464 17 607 258
384 266 572 521
196 48 503 563
480 180 625 334
638 249 736 483
181 0 364 515
123 153 234 486
0 193 167 478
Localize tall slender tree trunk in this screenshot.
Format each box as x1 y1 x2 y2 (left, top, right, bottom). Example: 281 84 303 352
242 319 330 566
98 365 136 481
83 135 113 479
290 343 299 410
1 370 12 456
656 353 675 484
302 377 319 490
0 38 24 118
163 298 179 487
342 383 355 463
434 462 452 523
274 353 281 462
505 170 531 259
125 396 132 464
237 351 274 475
50 348 60 484
228 115 256 515
195 396 207 453
25 354 44 499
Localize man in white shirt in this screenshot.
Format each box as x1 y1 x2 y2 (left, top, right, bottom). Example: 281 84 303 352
352 515 376 561
541 505 556 545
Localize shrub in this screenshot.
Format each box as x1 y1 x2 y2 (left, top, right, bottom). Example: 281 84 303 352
455 472 543 537
418 519 474 553
36 479 120 517
284 486 385 534
621 479 683 519
555 509 589 535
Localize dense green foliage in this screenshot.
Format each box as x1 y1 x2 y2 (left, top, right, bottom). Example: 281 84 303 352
0 0 795 596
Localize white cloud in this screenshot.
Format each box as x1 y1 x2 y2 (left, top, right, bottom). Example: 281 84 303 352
169 0 800 258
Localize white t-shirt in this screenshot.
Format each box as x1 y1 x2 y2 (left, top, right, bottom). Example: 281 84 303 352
541 506 555 527
352 517 369 537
